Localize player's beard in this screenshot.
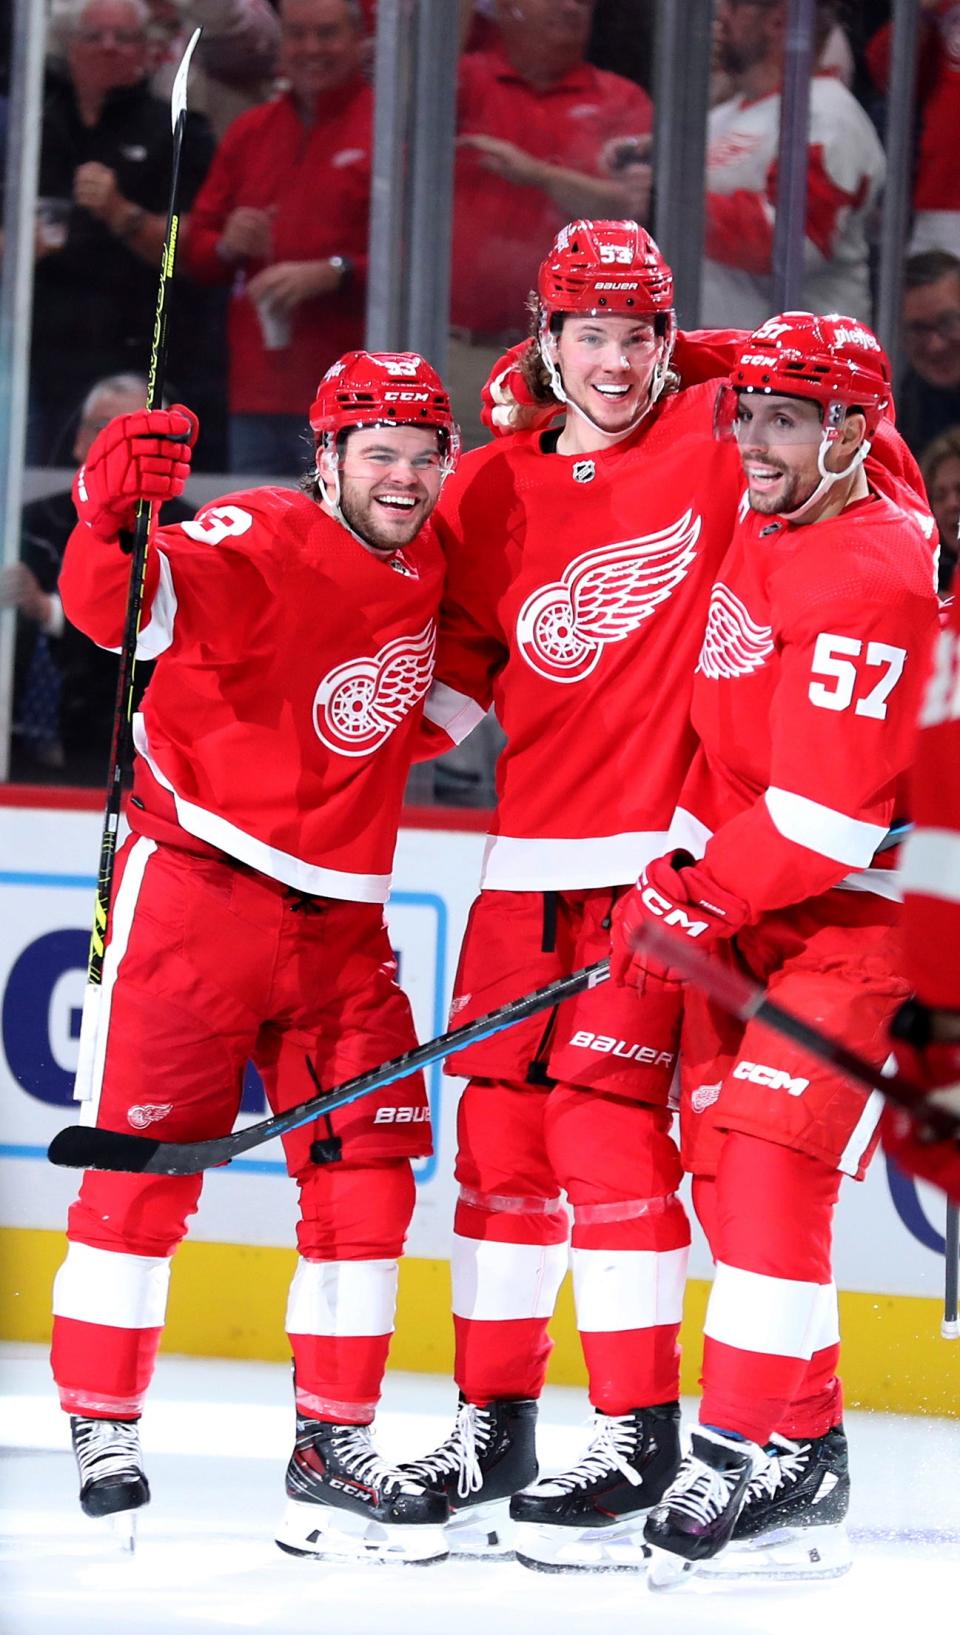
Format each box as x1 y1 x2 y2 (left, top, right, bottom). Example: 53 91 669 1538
339 479 428 553
745 459 817 516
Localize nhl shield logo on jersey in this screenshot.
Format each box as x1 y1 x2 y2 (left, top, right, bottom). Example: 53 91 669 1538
572 460 595 484
515 511 701 684
313 620 436 756
696 583 774 681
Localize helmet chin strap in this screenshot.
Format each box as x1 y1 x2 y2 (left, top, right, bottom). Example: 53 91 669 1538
540 320 675 442
778 431 871 523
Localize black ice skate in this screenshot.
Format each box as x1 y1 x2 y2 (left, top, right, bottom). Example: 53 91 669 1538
275 1415 448 1564
400 1395 538 1556
698 1425 852 1581
644 1426 765 1588
510 1402 681 1572
70 1416 150 1551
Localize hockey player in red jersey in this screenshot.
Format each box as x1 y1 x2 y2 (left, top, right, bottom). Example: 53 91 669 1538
51 352 460 1561
884 570 960 1202
610 313 939 1584
399 221 747 1569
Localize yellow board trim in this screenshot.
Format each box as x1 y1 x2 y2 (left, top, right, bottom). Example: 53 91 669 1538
3 1226 955 1416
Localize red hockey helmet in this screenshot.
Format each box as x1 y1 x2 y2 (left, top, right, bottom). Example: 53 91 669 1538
310 350 460 470
728 311 892 435
537 219 675 324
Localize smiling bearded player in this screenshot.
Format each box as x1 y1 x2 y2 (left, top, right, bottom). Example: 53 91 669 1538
610 313 939 1585
50 351 463 1562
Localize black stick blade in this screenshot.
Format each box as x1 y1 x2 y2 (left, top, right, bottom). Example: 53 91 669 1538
48 1125 165 1173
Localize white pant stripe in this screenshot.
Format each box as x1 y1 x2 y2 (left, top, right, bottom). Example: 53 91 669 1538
705 1261 839 1360
451 1236 568 1322
52 1242 171 1330
285 1257 399 1337
74 835 157 1125
572 1245 688 1332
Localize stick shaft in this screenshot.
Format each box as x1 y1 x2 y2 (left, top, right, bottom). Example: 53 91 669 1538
49 958 611 1174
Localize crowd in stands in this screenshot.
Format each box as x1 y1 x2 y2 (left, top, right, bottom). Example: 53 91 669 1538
2 0 960 789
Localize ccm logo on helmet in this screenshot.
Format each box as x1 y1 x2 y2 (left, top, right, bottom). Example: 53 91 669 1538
732 1061 810 1096
384 390 431 402
640 885 710 938
373 1106 431 1124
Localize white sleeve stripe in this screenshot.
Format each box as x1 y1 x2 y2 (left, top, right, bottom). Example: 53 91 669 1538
764 787 887 867
900 828 960 906
135 549 177 661
422 680 488 745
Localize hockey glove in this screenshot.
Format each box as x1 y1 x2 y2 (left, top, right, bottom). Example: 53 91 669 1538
73 406 199 543
481 340 559 436
882 999 960 1203
610 850 750 991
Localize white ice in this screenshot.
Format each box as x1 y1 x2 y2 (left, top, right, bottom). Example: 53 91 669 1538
1 1342 958 1635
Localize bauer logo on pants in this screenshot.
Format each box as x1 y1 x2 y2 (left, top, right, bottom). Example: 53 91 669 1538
515 512 701 684
313 621 436 756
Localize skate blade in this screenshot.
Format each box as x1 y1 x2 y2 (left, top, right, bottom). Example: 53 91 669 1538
513 1517 650 1573
108 1510 138 1554
445 1499 513 1559
276 1499 448 1565
698 1522 853 1582
646 1545 701 1591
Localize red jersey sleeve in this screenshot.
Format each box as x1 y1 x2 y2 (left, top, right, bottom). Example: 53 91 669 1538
900 594 960 1009
419 465 511 756
699 527 938 918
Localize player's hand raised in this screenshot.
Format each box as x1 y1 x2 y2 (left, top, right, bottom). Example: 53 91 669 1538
72 406 199 542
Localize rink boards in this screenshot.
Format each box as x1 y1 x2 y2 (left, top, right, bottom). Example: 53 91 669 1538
1 791 956 1414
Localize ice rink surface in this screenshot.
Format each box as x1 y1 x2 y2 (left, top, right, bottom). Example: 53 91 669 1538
1 1342 958 1635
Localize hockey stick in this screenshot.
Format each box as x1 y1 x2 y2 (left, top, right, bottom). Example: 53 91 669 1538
626 920 960 1138
47 958 611 1175
72 30 201 1105
944 1204 959 1340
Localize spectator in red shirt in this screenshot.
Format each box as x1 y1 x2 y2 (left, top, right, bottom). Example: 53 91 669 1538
183 0 371 475
867 0 960 259
447 0 653 447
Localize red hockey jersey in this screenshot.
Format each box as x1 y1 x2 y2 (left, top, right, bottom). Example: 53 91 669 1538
60 488 445 901
899 590 960 1008
422 382 745 889
668 492 939 919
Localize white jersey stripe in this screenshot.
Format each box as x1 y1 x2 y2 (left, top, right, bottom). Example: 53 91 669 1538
705 1261 840 1359
52 1242 171 1330
451 1236 568 1322
285 1257 399 1338
571 1244 688 1332
765 787 887 867
422 681 488 745
133 715 392 901
480 829 673 891
75 834 157 1125
136 549 178 661
899 827 960 906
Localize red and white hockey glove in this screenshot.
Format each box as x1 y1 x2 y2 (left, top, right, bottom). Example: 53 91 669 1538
609 851 750 991
481 339 559 436
72 405 199 542
882 1000 960 1204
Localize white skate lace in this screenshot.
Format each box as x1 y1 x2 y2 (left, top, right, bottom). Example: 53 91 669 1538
331 1425 424 1497
542 1414 644 1493
660 1450 741 1527
73 1419 143 1486
745 1435 808 1503
402 1402 493 1500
